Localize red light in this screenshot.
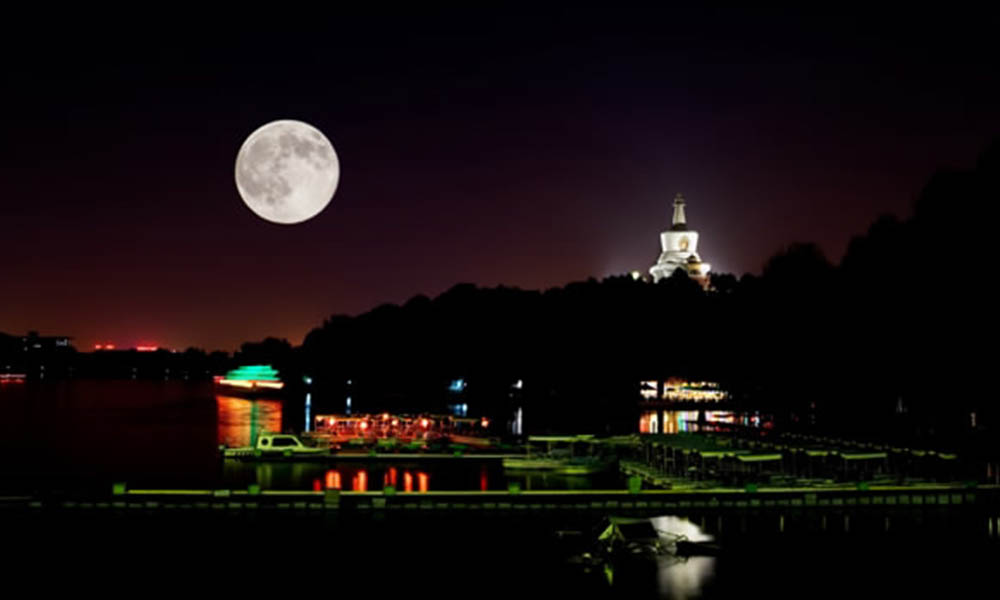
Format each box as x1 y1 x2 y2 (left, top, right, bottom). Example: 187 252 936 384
418 472 429 493
382 413 389 421
403 472 413 493
325 470 341 489
420 418 429 428
352 470 368 492
388 467 398 487
106 344 115 350
94 344 103 350
136 346 158 352
312 479 322 492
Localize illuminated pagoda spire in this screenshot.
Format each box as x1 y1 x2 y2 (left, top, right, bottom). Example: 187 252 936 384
671 193 688 231
649 193 711 283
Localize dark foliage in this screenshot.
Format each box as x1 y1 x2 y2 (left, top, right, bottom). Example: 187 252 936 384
299 139 998 436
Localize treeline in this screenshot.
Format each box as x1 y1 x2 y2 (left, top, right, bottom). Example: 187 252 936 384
297 139 998 437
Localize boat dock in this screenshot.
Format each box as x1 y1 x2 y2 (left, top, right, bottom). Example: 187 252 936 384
3 483 998 518
224 452 523 462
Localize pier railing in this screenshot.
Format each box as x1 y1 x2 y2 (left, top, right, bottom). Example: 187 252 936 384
3 483 998 517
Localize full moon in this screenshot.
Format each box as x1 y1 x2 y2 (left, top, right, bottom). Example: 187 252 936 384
234 120 340 224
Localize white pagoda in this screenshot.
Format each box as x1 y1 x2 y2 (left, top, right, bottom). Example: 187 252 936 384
649 193 711 282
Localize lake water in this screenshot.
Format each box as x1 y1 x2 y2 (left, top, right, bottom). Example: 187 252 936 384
3 380 998 598
0 380 619 493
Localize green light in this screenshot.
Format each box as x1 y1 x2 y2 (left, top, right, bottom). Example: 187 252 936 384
840 452 887 461
223 364 282 382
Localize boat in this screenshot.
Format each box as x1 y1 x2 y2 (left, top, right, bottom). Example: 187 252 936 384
502 435 617 474
564 516 722 585
214 365 286 397
222 432 331 459
305 413 498 452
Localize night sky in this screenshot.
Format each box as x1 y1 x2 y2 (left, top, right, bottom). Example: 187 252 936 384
2 7 997 351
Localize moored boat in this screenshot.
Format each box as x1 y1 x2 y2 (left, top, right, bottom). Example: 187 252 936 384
222 432 331 459
502 435 617 474
214 364 286 398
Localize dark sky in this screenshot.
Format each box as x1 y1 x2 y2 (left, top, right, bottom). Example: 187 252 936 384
2 7 997 351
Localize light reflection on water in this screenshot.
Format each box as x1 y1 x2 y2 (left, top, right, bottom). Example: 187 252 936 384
650 516 716 600
226 462 621 491
230 461 445 492
215 395 282 448
311 468 427 492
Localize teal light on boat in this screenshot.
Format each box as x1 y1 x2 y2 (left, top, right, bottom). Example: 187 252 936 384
223 365 282 382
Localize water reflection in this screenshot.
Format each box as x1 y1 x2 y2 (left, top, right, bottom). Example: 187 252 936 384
216 395 282 447
650 516 716 600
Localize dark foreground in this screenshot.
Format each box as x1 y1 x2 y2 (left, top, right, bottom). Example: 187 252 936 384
5 506 997 598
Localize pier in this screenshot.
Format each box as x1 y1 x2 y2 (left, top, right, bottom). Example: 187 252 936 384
3 483 998 519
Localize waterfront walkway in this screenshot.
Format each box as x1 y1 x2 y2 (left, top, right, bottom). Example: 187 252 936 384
2 482 997 518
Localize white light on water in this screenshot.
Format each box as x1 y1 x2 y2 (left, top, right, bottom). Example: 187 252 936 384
304 392 312 432
650 516 716 599
649 516 713 543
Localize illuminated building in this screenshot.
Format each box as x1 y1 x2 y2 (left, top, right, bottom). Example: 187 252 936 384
640 378 729 403
638 378 730 433
649 193 711 283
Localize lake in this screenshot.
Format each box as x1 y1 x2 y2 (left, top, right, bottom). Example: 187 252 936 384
2 380 997 598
